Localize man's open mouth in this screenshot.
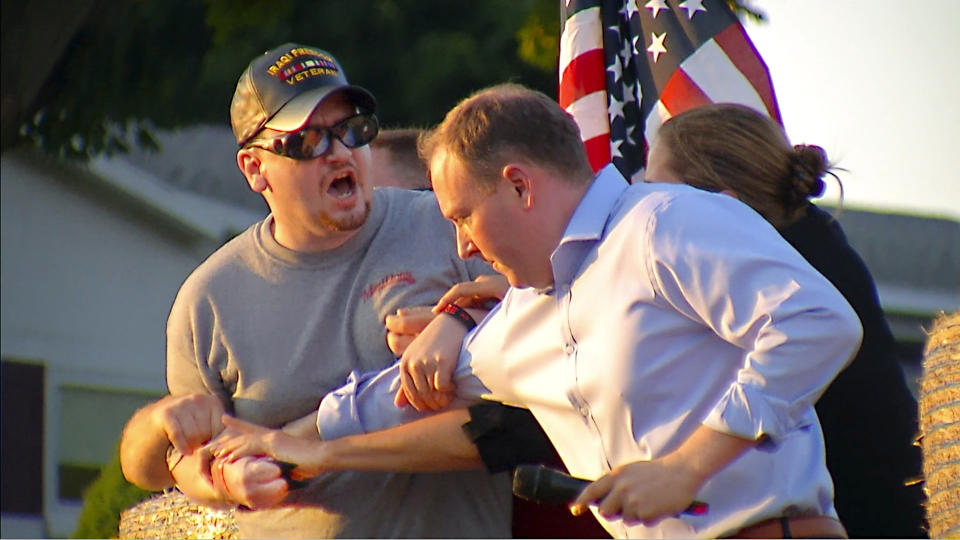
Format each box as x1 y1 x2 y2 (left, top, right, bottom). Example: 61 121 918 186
328 172 356 199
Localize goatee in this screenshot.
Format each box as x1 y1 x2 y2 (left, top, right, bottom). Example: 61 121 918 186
318 200 372 232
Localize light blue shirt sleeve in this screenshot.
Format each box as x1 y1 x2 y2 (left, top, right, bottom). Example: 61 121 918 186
316 354 493 440
644 192 863 442
316 363 413 440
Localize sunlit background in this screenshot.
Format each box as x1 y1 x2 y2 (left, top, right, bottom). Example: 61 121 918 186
2 1 957 537
744 1 960 220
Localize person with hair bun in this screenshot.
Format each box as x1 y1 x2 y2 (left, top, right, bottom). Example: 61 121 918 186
647 103 926 538
649 103 828 230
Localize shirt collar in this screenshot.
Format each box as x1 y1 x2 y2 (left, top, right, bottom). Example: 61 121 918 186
549 164 629 289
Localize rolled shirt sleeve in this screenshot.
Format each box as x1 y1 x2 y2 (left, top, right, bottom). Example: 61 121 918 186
645 192 863 442
316 365 402 440
316 355 493 440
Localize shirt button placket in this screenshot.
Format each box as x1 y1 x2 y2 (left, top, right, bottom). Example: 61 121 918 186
559 285 590 422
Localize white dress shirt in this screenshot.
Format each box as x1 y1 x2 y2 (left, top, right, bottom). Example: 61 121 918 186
317 165 862 538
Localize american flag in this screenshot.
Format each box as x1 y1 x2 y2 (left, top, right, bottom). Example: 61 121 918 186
559 0 781 182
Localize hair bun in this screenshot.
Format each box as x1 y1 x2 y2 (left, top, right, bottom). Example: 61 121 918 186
788 144 828 202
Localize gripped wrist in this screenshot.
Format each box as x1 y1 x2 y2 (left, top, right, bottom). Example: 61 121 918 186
439 303 477 331
659 452 708 496
165 444 185 471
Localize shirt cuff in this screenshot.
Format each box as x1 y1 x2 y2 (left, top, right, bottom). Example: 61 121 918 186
702 382 811 443
316 370 368 440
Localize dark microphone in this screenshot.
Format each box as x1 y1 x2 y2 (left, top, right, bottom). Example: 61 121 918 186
512 464 708 516
513 464 590 505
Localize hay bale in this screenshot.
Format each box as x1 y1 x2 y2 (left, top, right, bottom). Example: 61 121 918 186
118 489 237 539
919 311 960 539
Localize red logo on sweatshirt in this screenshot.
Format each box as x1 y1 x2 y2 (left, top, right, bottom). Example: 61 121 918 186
362 271 416 300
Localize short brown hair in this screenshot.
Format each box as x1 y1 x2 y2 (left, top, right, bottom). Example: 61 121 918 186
418 83 594 191
370 128 429 189
656 103 836 228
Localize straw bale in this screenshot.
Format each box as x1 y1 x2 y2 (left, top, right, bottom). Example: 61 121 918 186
118 489 237 539
919 311 960 538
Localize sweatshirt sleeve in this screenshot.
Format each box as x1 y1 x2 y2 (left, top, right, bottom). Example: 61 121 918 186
165 281 234 412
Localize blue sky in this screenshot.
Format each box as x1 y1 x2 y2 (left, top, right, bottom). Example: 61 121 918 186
742 1 959 220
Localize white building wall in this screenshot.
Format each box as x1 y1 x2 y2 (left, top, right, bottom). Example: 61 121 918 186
1 155 205 383
1 151 260 537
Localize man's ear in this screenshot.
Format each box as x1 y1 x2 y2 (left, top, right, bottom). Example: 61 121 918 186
501 164 533 210
237 149 268 193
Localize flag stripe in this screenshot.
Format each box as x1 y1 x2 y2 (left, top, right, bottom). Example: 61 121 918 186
559 4 609 171
659 68 712 116
644 100 670 153
559 48 607 109
680 39 770 115
559 6 603 72
713 24 782 123
566 90 610 140
582 134 612 172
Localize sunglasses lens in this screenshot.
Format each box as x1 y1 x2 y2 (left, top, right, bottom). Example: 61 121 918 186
299 129 331 159
253 115 378 160
339 115 379 148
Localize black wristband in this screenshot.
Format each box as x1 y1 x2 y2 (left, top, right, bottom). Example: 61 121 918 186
440 303 477 330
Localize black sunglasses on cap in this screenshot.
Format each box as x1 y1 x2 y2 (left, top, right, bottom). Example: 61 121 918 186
246 113 379 160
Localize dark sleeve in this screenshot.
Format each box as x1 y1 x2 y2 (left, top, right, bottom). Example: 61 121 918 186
780 204 925 537
461 401 564 473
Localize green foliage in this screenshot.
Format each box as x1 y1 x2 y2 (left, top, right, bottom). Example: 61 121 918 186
12 0 762 159
727 0 766 23
15 0 558 159
71 445 154 539
20 0 213 159
517 1 561 72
